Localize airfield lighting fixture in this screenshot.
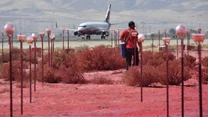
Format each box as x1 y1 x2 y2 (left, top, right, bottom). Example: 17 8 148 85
27 36 34 45
138 33 145 42
50 33 55 64
192 34 205 43
176 24 186 117
4 22 15 37
39 32 45 84
26 36 34 103
17 34 26 115
197 28 202 34
46 28 51 66
138 33 145 102
192 33 204 117
46 28 51 35
31 33 38 42
4 22 15 117
31 33 38 92
162 37 171 117
162 37 171 45
39 32 45 38
176 24 186 39
17 35 26 42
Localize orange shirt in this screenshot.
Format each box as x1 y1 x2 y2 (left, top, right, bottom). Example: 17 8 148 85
120 28 138 48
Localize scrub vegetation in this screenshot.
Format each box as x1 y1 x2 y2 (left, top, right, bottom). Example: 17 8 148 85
0 45 207 86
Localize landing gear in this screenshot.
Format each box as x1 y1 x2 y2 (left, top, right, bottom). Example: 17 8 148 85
82 36 85 39
86 35 91 39
101 35 105 39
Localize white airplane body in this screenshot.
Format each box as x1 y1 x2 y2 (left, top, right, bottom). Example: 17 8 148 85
74 4 111 39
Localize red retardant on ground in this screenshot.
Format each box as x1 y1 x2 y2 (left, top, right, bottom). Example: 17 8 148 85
0 70 208 117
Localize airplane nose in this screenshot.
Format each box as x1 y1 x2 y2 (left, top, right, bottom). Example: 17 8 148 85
78 27 83 31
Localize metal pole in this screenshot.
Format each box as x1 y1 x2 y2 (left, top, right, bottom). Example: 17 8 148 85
134 37 136 66
20 41 23 115
181 38 184 117
164 29 167 37
47 33 50 66
151 34 153 52
111 32 113 47
34 41 37 92
140 42 143 102
158 30 160 46
114 31 117 47
53 39 54 52
9 36 13 117
187 31 190 55
67 30 69 50
166 44 169 117
1 32 4 63
29 45 32 103
177 37 179 59
62 30 65 50
41 37 44 84
198 43 203 117
11 35 13 50
51 39 53 66
117 30 120 46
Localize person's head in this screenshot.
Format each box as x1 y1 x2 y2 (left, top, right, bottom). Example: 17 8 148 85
128 21 135 29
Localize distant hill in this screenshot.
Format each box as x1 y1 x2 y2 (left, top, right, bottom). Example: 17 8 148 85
0 0 207 33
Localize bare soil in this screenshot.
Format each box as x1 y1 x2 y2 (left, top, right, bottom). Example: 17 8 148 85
0 69 208 117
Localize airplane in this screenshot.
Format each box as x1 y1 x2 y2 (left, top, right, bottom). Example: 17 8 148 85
74 4 112 39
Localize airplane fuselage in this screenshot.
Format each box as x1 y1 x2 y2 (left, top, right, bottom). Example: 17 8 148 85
77 22 110 35
74 4 111 39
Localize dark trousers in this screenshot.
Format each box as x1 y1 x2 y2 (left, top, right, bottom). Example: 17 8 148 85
126 48 139 70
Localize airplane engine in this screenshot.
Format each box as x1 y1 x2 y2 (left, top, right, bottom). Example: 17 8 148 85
74 31 80 36
101 31 109 37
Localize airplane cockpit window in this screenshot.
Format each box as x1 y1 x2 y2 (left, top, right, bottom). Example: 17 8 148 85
79 25 86 28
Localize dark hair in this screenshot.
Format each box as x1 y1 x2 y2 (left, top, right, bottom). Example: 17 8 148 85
128 21 135 27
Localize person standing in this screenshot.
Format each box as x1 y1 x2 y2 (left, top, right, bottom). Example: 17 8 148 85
120 21 140 70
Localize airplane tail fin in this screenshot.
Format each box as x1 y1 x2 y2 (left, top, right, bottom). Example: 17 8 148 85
104 4 111 23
